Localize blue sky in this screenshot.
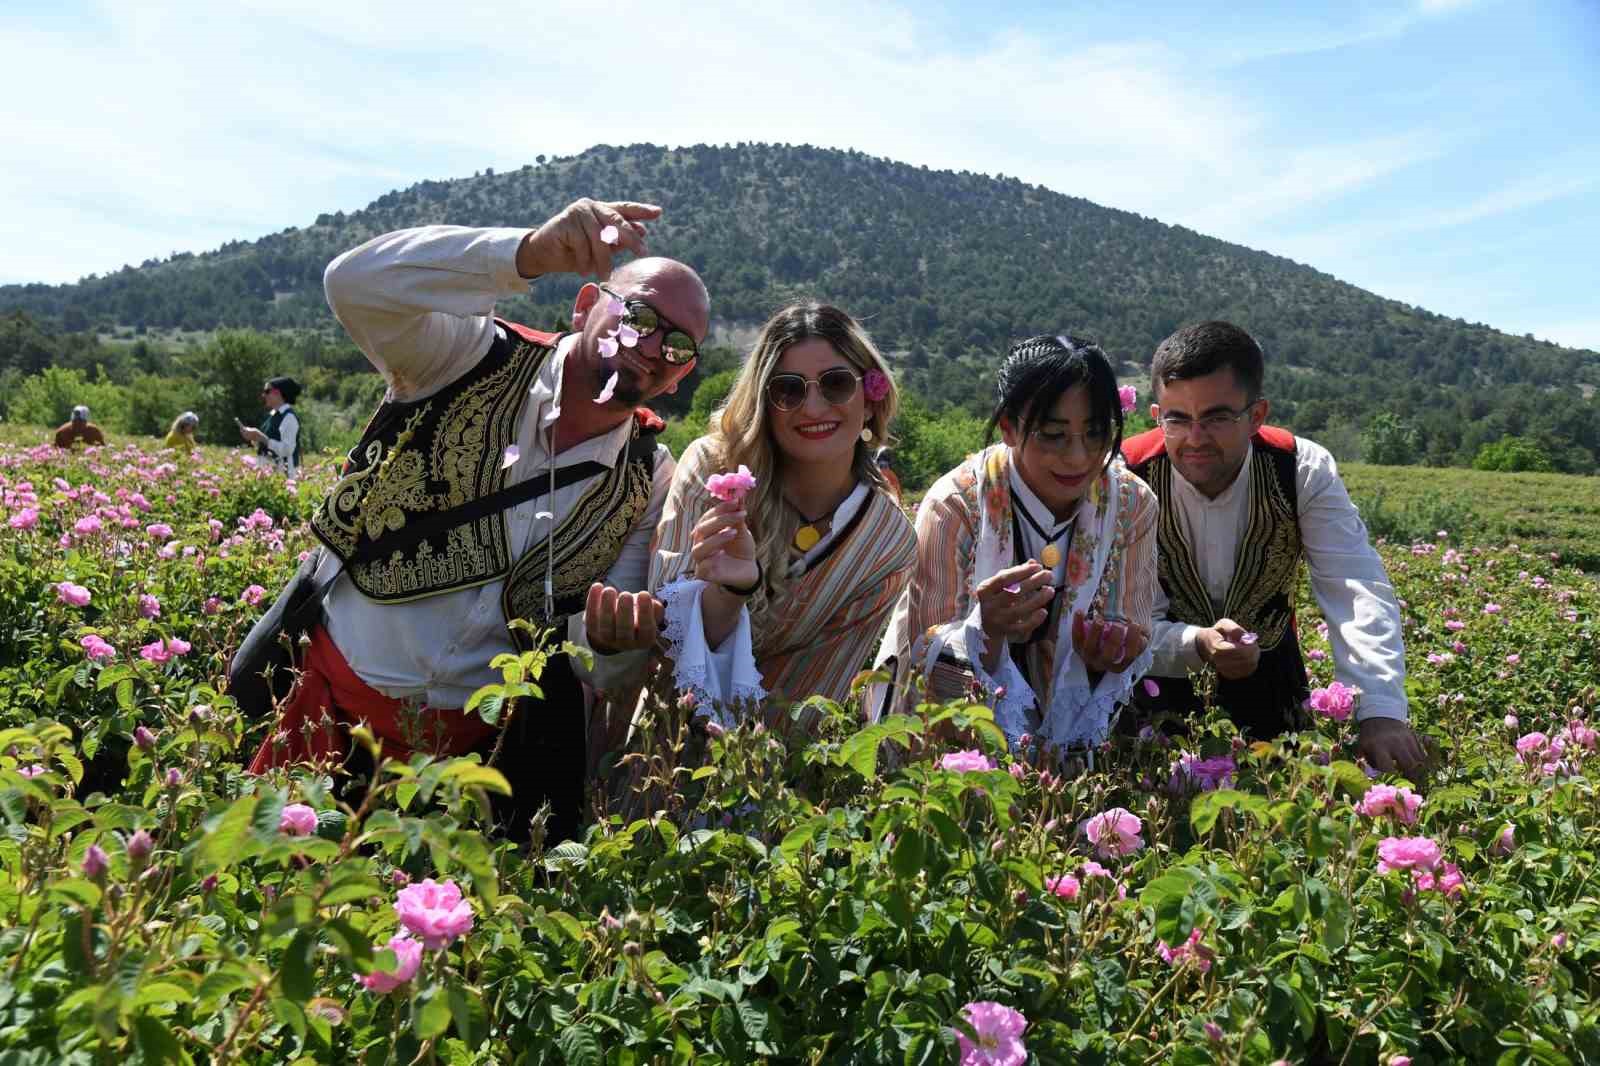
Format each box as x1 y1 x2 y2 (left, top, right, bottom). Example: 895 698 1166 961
2 0 1596 350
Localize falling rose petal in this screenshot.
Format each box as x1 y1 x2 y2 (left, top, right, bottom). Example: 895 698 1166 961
534 511 554 521
599 225 620 245
594 371 619 405
617 322 639 347
1240 631 1259 645
598 334 619 359
500 445 520 470
1003 583 1022 595
606 296 625 317
1142 678 1161 697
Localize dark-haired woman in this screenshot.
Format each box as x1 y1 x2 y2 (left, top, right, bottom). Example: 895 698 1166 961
876 334 1157 752
639 303 916 733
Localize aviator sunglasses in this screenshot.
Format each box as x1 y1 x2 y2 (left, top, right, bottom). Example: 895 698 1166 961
765 367 863 412
598 284 699 366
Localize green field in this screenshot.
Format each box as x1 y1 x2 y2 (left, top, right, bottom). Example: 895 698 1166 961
1342 462 1600 571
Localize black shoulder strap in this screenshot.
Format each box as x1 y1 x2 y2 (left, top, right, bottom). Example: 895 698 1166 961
346 459 607 567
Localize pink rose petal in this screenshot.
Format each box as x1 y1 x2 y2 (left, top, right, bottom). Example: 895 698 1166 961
501 445 520 470
599 224 620 245
594 371 619 405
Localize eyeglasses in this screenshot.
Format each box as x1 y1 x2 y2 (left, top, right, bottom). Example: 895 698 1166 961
599 284 699 366
766 368 862 412
1156 400 1262 438
1027 426 1109 455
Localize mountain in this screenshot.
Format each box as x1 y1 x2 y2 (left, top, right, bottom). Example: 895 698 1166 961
4 142 1598 465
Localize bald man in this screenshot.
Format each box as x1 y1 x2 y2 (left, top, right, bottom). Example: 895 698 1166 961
235 199 709 844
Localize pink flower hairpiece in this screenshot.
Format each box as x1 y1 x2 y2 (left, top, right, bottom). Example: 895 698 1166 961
863 369 891 403
706 465 757 504
1118 385 1137 414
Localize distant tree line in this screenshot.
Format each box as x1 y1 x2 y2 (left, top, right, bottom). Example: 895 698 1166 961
1 314 1593 481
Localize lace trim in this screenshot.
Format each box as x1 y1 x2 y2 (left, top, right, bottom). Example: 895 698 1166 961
658 577 767 728
1036 643 1156 752
972 643 1036 748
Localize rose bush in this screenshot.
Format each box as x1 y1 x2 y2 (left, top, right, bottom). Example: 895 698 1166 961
0 435 1596 1063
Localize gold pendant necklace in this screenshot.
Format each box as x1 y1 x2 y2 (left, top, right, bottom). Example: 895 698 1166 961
793 519 830 553
1041 543 1062 568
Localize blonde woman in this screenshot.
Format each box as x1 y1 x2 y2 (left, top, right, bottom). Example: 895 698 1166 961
876 334 1157 754
164 411 199 451
648 303 916 729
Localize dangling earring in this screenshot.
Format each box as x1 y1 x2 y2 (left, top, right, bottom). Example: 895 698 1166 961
860 427 873 443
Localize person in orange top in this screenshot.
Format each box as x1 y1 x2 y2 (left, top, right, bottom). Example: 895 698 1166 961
53 406 106 448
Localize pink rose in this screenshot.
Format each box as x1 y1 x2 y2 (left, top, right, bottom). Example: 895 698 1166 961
1044 874 1080 900
705 465 758 505
81 634 117 662
146 522 173 541
1306 681 1355 721
56 582 91 607
954 1001 1027 1066
1117 385 1137 414
395 878 475 950
242 584 267 606
1354 784 1423 826
361 934 423 994
1156 927 1214 973
1515 732 1549 763
139 594 161 619
940 749 997 773
1082 807 1144 858
7 507 39 530
73 515 102 536
1376 836 1442 874
862 369 892 403
278 803 319 836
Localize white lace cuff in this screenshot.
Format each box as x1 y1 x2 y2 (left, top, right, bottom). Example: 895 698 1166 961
658 577 767 729
1037 643 1155 752
922 603 1037 748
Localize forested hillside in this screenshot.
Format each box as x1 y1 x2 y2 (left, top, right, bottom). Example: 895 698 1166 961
4 142 1598 470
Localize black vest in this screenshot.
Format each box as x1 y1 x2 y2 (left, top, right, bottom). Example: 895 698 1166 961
1125 429 1308 738
258 406 302 469
309 322 658 649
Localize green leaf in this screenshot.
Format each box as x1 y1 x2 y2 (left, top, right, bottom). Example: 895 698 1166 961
133 1014 187 1065
279 930 317 1002
448 984 488 1049
319 876 384 909
414 987 452 1040
556 1026 603 1066
48 878 102 909
438 761 512 796
323 918 373 967
891 830 926 880
1140 868 1203 946
198 794 259 869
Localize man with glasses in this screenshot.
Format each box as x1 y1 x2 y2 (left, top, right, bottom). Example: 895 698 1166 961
238 197 709 844
1122 321 1424 774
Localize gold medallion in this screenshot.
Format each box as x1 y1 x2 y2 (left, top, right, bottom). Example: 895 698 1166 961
794 524 822 552
1041 544 1062 568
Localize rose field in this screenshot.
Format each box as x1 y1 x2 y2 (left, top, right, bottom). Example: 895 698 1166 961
0 435 1596 1066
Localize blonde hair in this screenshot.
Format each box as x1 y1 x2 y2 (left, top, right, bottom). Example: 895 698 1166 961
708 303 898 596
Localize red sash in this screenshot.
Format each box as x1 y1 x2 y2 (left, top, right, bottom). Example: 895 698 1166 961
247 627 496 774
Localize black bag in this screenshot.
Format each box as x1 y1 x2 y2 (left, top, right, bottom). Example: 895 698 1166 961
226 547 334 719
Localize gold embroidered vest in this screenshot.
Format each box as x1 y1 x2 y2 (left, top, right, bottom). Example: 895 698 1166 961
311 321 659 643
1123 426 1309 735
